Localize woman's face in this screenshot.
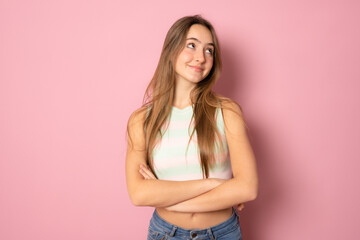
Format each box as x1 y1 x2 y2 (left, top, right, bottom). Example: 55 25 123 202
174 24 214 86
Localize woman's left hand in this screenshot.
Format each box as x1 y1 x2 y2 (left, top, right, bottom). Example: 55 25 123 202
237 203 245 211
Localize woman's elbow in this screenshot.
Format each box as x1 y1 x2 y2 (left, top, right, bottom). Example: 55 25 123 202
128 189 146 206
247 183 258 201
128 193 139 206
239 181 258 202
129 190 159 207
248 188 258 201
129 196 142 206
235 178 258 202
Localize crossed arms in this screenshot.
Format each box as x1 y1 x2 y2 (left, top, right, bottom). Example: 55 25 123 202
125 101 258 213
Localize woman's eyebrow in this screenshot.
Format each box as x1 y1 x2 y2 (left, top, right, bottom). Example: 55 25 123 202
186 37 214 47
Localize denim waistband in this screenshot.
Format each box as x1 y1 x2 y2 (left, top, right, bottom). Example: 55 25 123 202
149 208 240 238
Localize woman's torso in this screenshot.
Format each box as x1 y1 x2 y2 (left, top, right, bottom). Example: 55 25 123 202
152 105 233 228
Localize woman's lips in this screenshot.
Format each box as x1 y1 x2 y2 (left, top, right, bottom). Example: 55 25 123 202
189 65 203 72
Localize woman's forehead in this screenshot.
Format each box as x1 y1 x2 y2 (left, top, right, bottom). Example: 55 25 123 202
186 24 214 45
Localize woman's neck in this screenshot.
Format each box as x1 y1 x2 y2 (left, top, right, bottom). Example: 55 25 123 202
173 79 196 109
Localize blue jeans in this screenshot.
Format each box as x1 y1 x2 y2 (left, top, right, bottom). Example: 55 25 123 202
147 208 242 240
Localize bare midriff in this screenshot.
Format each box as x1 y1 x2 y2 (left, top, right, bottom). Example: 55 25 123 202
155 207 233 229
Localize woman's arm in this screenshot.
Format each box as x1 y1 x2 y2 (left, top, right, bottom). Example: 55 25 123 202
139 165 245 212
157 101 259 212
125 109 225 207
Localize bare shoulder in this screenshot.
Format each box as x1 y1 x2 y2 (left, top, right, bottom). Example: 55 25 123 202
220 98 248 135
220 98 245 122
127 107 147 129
221 98 243 115
127 107 148 150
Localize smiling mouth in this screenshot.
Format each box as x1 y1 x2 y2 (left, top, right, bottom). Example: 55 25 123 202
189 65 203 72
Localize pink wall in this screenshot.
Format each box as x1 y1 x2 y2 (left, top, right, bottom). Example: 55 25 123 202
1 0 359 239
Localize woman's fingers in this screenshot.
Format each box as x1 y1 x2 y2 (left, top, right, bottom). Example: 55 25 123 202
237 203 245 211
139 165 150 179
146 167 157 179
139 168 150 179
139 165 156 179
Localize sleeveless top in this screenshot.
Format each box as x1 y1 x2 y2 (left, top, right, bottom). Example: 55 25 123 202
152 105 233 181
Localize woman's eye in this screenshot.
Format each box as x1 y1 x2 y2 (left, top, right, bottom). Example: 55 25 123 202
187 43 195 49
206 48 213 55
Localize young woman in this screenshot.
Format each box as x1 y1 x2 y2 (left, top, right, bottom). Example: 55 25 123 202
126 15 258 240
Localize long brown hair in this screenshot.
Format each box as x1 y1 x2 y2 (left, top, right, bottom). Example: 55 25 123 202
128 15 238 178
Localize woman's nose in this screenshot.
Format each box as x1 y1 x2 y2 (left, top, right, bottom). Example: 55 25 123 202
194 50 205 63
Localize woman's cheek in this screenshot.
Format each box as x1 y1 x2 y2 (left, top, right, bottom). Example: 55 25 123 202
181 50 193 62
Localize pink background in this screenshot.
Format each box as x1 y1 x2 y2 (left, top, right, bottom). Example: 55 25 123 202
1 0 359 239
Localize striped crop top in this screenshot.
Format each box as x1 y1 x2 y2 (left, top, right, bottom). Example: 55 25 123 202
152 105 233 181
